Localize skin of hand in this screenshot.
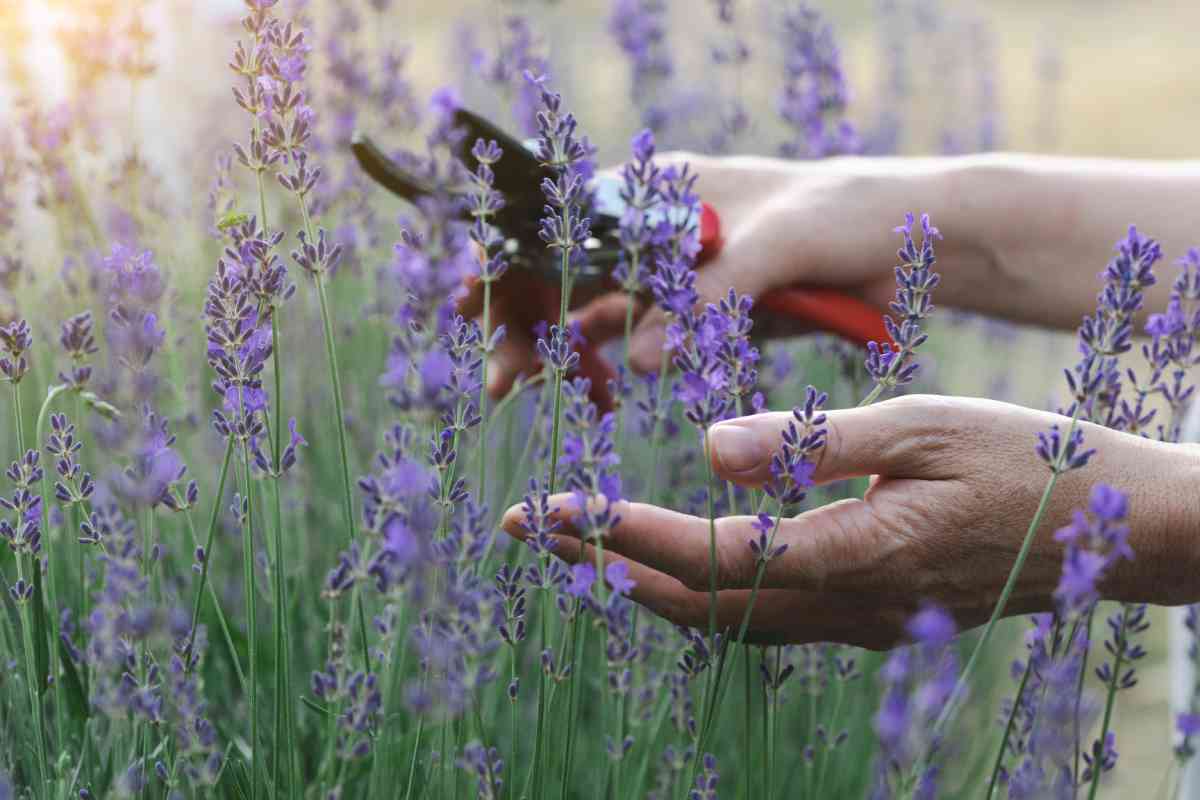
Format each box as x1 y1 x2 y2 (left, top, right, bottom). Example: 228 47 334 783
500 395 1200 649
460 153 910 397
462 151 1200 396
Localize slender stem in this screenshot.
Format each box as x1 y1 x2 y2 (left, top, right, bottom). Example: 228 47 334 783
1087 605 1130 800
646 346 673 506
34 384 69 751
986 651 1035 799
11 383 49 797
186 440 236 672
15 552 49 800
702 431 718 647
312 271 356 543
546 235 572 498
522 586 550 800
182 506 246 691
858 382 885 408
1073 606 1097 791
478 278 493 506
813 678 846 799
742 646 753 800
312 268 372 675
238 439 260 800
931 405 1083 740
559 608 586 799
616 288 637 449
768 647 782 800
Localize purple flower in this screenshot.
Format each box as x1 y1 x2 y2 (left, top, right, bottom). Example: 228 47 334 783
1052 484 1132 614
472 16 548 135
605 562 636 597
764 386 828 506
566 563 596 598
777 4 860 159
608 1 675 132
906 605 956 649
0 318 32 384
864 213 941 397
871 604 958 799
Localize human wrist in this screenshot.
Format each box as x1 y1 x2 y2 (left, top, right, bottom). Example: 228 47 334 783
1112 438 1200 606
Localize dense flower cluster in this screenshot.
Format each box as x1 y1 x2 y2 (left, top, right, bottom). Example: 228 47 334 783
862 213 941 399
778 3 861 158
2 3 1196 799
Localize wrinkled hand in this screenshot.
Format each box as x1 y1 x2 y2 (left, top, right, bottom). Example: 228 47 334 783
502 395 1199 649
461 153 904 398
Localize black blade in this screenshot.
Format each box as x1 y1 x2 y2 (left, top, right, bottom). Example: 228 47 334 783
350 133 437 205
451 108 550 241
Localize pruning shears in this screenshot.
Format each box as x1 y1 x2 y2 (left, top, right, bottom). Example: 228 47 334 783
352 109 889 412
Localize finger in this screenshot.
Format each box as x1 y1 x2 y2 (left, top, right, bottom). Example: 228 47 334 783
458 274 485 319
570 291 644 346
537 532 904 647
502 496 732 592
706 395 959 488
487 318 539 398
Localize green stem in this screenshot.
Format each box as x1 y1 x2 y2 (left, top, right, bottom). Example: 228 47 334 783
312 267 372 676
12 382 49 798
15 552 49 800
559 609 586 799
646 345 673 506
930 405 1083 741
768 647 782 800
1074 606 1097 789
858 382 885 408
182 506 246 692
1087 606 1130 800
312 270 355 544
742 646 753 800
478 278 493 507
986 651 1035 799
546 235 573 498
185 441 241 677
616 288 637 449
34 384 69 751
702 431 718 648
813 678 846 799
238 439 260 800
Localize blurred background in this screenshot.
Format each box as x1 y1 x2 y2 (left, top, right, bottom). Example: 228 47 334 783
1 0 1194 792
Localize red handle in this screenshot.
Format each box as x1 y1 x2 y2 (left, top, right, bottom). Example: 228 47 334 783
557 200 888 413
758 287 891 347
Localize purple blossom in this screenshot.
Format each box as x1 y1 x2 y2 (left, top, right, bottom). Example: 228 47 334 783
566 562 596 598
865 213 941 396
778 4 861 159
871 604 958 799
0 318 32 384
608 1 675 132
764 386 828 506
1052 484 1133 614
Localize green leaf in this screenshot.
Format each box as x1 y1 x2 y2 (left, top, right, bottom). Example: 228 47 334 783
58 646 89 726
217 211 251 232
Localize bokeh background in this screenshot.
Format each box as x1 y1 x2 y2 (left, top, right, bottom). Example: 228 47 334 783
2 0 1194 793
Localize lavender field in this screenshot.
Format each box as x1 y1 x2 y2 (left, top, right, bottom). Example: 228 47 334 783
0 1 1198 798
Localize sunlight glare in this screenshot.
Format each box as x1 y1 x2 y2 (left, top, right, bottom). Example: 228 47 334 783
11 0 69 99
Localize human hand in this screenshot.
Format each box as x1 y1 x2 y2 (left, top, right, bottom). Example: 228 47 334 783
501 395 1200 649
461 153 908 398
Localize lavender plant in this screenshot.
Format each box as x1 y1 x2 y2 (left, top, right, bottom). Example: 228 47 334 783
0 3 1191 799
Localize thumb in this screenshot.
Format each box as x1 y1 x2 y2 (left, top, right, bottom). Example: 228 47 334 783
707 396 953 488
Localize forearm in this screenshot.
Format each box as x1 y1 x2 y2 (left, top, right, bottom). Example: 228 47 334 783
752 152 1200 328
921 153 1200 328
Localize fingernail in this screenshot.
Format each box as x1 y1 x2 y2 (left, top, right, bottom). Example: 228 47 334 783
710 424 763 474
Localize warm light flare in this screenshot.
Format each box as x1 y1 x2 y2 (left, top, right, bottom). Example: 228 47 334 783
1 1 70 100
